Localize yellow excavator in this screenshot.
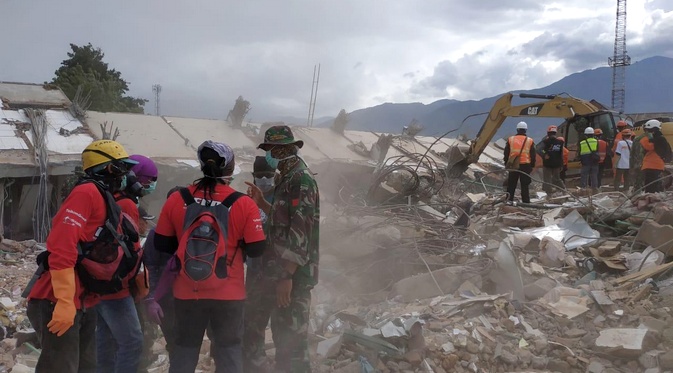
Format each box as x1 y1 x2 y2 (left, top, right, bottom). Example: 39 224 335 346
447 92 623 177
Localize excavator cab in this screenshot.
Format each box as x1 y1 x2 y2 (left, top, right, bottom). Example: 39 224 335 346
558 111 620 166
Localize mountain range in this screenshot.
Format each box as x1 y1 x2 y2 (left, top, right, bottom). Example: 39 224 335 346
290 56 673 141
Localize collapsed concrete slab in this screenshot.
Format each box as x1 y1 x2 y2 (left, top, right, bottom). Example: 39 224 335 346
594 328 658 357
389 267 481 302
634 220 673 256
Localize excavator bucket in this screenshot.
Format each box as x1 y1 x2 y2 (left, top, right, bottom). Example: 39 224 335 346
445 145 470 178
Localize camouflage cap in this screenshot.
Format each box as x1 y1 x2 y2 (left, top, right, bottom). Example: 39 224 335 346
258 125 304 150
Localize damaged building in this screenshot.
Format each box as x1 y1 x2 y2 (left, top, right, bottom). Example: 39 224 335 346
5 81 673 373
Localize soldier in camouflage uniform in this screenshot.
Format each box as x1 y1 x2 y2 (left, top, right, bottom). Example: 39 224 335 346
630 132 650 192
246 126 320 373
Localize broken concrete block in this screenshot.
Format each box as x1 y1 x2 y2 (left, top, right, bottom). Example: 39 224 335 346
634 220 673 256
0 298 15 310
332 360 361 373
654 204 673 226
389 267 481 302
524 277 557 301
595 241 622 257
639 350 664 369
661 352 673 369
639 316 668 334
587 360 606 373
595 329 658 357
539 237 566 268
317 335 342 358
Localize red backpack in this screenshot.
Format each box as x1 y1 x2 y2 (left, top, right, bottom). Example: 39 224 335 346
175 188 243 293
25 180 142 297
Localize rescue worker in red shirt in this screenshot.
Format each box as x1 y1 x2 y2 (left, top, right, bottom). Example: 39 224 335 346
557 136 570 183
154 141 266 373
96 154 158 373
593 128 612 188
504 121 536 203
26 140 138 373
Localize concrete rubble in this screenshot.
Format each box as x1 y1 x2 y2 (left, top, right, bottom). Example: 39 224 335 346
2 176 673 372
307 185 673 373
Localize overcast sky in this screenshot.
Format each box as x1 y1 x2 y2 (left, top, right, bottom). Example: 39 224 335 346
1 0 672 122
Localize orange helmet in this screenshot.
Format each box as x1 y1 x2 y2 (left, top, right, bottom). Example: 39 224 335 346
547 125 557 133
594 128 603 135
617 120 627 128
622 129 632 136
557 136 565 142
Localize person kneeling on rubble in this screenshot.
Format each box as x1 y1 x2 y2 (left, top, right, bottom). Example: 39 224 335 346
504 121 536 204
539 125 565 197
25 140 140 373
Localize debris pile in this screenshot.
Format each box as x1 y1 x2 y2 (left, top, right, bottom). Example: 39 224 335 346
2 183 673 372
311 188 673 373
0 239 40 373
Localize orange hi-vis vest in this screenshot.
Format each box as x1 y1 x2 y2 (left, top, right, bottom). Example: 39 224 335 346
507 135 534 164
597 140 607 163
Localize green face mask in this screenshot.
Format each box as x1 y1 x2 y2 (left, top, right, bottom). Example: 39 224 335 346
142 180 157 196
265 150 280 169
119 175 127 191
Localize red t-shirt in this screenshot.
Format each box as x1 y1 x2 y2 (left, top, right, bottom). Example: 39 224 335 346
155 184 265 300
100 196 140 300
28 183 107 309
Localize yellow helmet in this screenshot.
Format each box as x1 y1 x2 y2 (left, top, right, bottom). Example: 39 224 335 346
81 140 137 171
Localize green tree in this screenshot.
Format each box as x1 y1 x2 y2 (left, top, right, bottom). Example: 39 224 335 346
50 43 147 113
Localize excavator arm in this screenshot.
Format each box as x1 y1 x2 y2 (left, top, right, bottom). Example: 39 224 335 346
448 92 602 176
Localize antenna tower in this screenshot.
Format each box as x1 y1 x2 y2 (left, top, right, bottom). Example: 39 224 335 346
608 0 630 113
152 84 162 116
306 64 321 127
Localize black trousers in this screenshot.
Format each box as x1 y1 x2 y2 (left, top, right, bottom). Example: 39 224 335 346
27 299 97 373
169 299 244 373
644 169 663 193
507 164 533 203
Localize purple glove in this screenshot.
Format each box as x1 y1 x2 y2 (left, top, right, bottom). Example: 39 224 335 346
155 256 179 301
145 299 164 325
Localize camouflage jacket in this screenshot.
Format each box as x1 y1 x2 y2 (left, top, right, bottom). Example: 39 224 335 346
263 160 320 289
630 133 651 170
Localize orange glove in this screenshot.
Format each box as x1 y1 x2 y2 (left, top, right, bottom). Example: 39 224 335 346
47 268 77 337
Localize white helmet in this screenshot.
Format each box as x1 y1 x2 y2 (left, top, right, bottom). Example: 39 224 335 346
584 127 595 135
644 119 662 130
516 121 528 130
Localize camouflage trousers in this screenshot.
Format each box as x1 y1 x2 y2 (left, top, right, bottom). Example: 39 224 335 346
243 272 312 373
631 166 644 192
